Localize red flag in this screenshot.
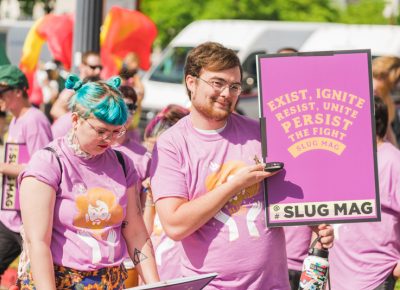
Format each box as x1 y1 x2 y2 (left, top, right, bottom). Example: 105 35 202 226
36 13 74 70
20 13 73 103
100 7 157 78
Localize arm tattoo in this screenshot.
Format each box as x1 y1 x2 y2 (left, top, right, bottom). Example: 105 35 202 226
133 248 148 266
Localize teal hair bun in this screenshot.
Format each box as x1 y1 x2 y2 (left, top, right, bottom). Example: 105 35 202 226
106 76 121 89
65 74 83 91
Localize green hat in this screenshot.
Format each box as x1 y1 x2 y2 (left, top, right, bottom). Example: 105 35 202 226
0 65 29 91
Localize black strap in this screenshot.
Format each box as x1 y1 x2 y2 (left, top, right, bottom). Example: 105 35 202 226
43 147 63 187
43 147 126 186
113 149 126 178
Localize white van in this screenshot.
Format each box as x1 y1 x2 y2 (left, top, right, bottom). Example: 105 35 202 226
140 19 323 122
300 23 400 57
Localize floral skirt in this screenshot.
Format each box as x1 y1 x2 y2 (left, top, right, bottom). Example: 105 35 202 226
18 263 128 290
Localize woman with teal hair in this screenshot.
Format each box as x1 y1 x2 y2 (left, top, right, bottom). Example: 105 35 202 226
17 75 160 289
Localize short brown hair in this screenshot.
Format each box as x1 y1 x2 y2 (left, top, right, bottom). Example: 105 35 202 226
372 56 400 86
119 85 137 105
184 42 242 98
372 56 400 123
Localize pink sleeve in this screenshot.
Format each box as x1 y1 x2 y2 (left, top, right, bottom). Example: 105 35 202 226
134 150 151 182
150 138 188 202
25 120 53 156
18 148 61 192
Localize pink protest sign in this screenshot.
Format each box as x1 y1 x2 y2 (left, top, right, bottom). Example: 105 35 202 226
1 143 30 211
257 50 380 226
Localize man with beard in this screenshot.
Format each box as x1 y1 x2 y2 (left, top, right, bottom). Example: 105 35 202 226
150 42 333 289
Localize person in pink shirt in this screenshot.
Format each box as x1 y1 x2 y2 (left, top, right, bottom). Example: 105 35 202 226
150 42 334 289
18 75 159 289
0 65 52 283
142 104 190 281
329 96 400 290
113 85 151 189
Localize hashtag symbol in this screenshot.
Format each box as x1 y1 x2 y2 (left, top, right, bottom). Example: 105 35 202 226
274 213 279 219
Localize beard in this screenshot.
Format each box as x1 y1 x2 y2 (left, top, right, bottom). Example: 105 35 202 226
192 93 235 121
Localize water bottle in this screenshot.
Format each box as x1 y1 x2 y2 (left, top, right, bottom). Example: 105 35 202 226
298 248 329 290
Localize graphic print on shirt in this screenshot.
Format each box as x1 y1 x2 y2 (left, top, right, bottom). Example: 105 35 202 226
206 160 261 241
73 185 124 263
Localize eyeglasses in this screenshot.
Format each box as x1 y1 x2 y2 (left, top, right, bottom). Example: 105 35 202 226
85 63 103 71
126 103 137 112
83 118 126 140
197 77 242 96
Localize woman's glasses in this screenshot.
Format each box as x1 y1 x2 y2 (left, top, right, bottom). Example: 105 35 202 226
83 118 126 140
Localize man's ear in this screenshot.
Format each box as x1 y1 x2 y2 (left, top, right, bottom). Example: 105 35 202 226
15 88 24 99
186 75 196 94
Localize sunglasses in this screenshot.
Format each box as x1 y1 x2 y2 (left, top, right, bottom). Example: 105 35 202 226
0 86 15 97
126 103 137 112
85 64 103 71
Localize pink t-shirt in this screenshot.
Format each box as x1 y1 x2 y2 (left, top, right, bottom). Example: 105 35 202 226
51 112 72 139
1 107 52 232
285 226 312 271
113 131 151 182
19 137 138 271
329 142 400 290
151 214 181 281
150 114 289 290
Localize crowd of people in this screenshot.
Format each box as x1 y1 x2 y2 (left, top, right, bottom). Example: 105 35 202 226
0 41 398 290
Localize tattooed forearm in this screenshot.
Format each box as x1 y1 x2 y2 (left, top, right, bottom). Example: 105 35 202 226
133 248 148 266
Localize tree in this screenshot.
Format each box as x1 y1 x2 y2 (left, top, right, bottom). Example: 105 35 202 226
336 0 390 24
141 0 339 48
18 0 54 17
140 1 202 48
